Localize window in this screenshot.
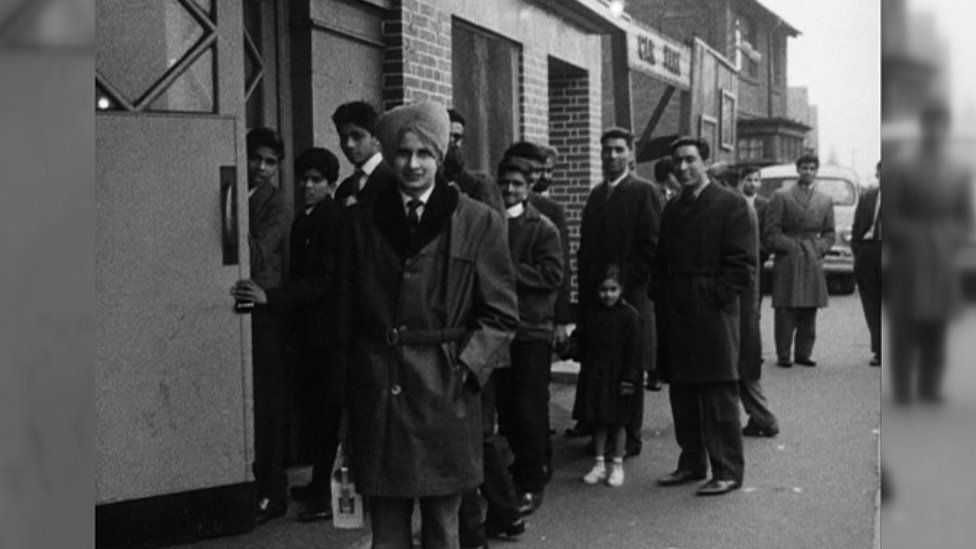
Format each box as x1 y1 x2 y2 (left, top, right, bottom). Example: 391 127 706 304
95 0 216 113
736 14 759 79
737 137 764 161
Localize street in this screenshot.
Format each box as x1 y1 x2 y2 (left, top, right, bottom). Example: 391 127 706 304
176 292 880 549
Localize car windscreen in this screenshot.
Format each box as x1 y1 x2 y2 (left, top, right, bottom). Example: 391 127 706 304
759 177 857 206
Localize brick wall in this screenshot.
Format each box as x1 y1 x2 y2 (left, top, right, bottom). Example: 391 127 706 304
548 72 601 301
382 0 452 109
521 48 549 144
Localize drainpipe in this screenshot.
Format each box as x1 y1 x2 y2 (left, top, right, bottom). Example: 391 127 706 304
767 16 783 161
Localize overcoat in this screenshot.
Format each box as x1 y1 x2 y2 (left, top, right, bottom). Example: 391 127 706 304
578 172 664 374
738 202 763 381
266 197 346 401
341 179 518 498
651 183 755 384
571 300 642 425
885 158 973 320
248 182 288 288
762 184 835 308
508 201 564 342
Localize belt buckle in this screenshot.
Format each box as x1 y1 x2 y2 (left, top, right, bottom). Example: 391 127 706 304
386 327 399 346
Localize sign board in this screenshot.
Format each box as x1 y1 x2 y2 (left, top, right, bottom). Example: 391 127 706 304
626 23 691 89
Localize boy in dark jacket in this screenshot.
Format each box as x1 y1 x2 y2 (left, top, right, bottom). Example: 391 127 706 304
493 156 564 517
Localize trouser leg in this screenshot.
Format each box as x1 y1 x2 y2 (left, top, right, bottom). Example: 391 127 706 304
917 321 948 401
252 309 287 504
890 320 916 404
457 489 484 549
855 244 883 357
370 497 414 549
308 400 344 503
668 383 707 474
419 493 463 549
774 308 795 362
739 379 778 430
505 340 552 494
700 382 744 483
793 308 818 362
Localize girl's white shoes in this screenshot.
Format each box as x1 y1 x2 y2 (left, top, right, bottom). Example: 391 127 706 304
582 460 624 487
582 461 607 484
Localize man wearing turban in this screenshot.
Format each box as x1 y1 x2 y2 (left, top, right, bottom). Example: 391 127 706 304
337 102 518 548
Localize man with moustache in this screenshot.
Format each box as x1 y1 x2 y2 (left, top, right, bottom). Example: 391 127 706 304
652 136 754 496
577 127 665 460
332 101 394 209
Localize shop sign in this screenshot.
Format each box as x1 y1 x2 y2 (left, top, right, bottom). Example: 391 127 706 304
627 26 690 89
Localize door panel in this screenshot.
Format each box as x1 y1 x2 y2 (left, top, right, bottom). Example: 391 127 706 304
95 114 250 503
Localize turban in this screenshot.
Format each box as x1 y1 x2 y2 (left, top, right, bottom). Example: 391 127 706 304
376 102 451 165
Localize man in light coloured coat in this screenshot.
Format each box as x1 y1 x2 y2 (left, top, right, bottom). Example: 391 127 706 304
339 103 518 549
762 153 836 368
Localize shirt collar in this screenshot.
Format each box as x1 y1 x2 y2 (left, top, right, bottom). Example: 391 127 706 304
360 153 383 177
506 202 525 218
606 170 629 189
399 184 435 210
689 178 710 199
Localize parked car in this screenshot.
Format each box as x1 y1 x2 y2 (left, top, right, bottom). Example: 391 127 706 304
758 164 860 295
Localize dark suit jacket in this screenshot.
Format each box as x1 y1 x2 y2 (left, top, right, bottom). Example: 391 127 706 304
577 172 664 312
334 159 395 209
529 193 573 323
850 186 879 257
248 182 288 289
652 183 755 384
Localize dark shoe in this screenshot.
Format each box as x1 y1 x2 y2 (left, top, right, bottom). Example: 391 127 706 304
255 497 287 524
289 483 322 502
869 355 881 367
517 492 543 516
486 517 526 539
795 358 817 367
696 478 741 496
776 359 793 368
645 380 663 391
564 423 591 438
625 443 641 458
742 422 779 438
296 503 333 523
657 469 707 486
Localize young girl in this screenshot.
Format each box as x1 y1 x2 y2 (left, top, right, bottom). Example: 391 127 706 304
570 264 642 487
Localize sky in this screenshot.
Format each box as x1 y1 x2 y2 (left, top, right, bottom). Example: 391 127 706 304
757 0 880 178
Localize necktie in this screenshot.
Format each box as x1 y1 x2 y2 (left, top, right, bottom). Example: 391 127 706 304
407 199 422 233
353 169 366 193
869 191 881 240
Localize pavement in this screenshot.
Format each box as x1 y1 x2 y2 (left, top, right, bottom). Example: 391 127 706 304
173 292 881 549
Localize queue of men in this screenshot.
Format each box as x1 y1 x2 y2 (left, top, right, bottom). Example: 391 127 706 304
228 98 862 549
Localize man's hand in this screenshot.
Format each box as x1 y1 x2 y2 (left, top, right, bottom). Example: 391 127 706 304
230 279 268 305
553 324 571 346
619 380 636 396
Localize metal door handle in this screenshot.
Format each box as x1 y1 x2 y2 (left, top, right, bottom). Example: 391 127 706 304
220 166 239 265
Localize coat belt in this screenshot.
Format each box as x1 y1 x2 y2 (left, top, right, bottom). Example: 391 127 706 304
384 326 468 346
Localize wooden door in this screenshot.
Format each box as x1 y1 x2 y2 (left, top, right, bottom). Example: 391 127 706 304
95 0 252 503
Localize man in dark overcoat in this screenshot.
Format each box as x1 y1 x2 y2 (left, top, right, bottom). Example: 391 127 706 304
733 167 779 437
762 153 835 368
851 162 882 367
332 101 394 209
338 103 519 548
577 127 665 458
652 136 755 496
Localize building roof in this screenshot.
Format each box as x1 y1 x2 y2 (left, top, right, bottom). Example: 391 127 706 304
740 0 801 37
